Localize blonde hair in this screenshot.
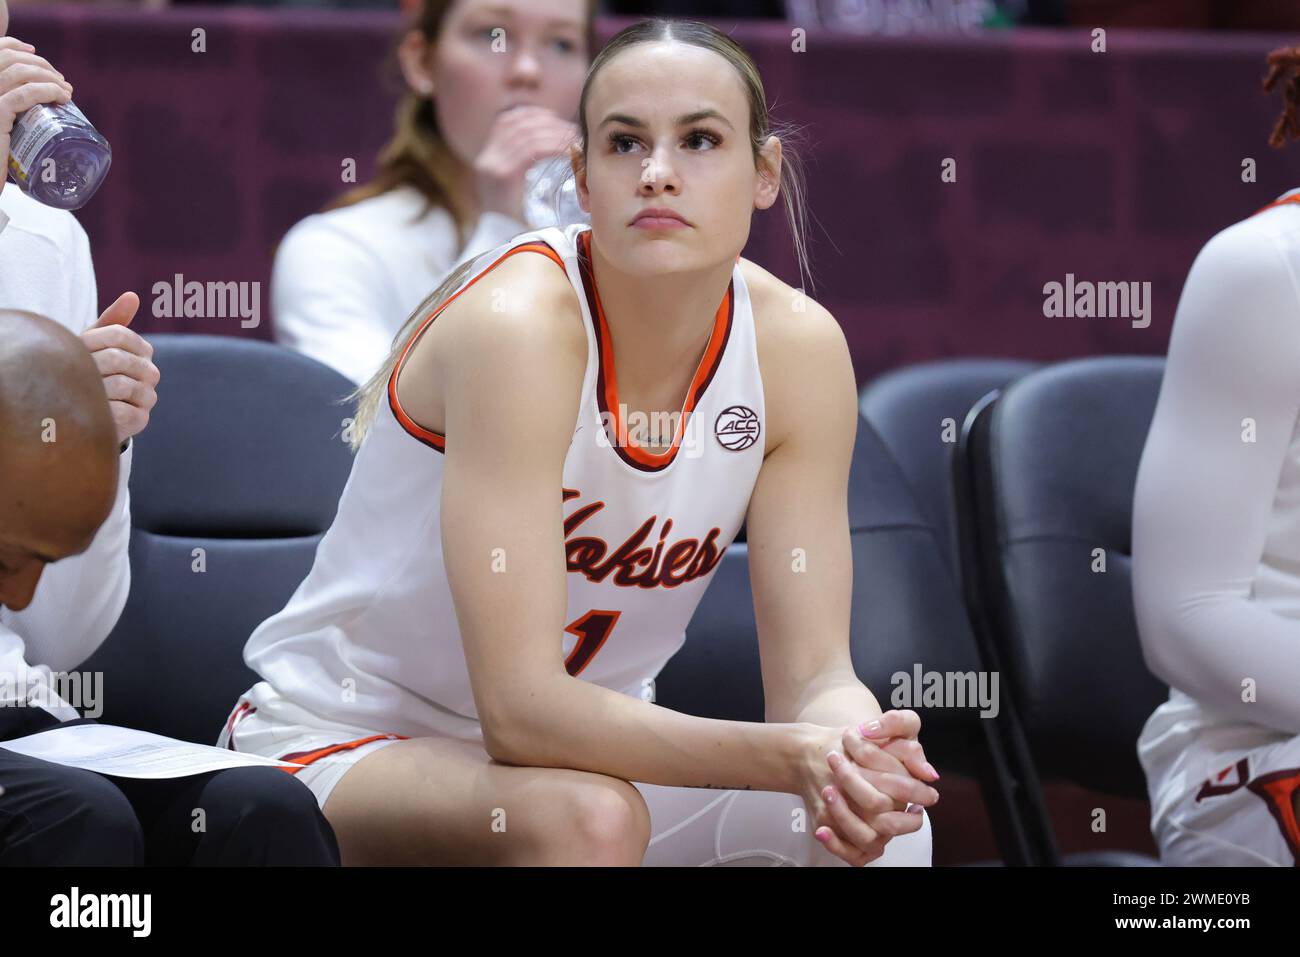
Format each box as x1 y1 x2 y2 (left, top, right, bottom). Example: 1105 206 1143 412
345 17 816 452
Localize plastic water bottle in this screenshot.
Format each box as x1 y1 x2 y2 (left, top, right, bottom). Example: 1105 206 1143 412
6 100 112 211
523 155 588 230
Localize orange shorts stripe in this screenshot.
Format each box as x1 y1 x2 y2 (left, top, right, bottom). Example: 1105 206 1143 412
276 733 409 776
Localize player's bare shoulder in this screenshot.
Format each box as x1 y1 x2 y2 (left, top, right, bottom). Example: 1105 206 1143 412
437 248 585 354
739 257 847 368
396 248 587 437
739 257 853 451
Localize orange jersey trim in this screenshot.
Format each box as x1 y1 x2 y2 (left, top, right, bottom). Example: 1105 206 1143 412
223 701 255 750
276 733 410 776
1255 194 1300 216
577 229 735 473
386 239 568 453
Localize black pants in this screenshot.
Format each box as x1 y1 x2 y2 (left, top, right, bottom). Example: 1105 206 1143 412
0 706 340 866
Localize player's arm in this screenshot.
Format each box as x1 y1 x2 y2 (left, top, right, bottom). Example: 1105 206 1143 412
744 297 881 729
743 297 940 847
1133 223 1300 735
436 256 816 793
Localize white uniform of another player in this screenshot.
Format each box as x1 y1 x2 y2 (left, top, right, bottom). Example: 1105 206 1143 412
1134 189 1300 866
218 223 931 866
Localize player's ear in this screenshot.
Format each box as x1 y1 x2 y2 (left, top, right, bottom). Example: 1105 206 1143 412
571 143 590 214
753 135 781 212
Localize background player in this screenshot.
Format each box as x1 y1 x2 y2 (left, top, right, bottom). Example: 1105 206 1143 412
271 0 592 385
1133 44 1300 866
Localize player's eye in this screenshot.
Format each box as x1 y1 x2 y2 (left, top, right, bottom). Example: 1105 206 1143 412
684 128 721 150
608 132 638 154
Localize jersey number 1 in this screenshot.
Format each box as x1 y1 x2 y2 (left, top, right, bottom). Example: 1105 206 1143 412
564 609 622 676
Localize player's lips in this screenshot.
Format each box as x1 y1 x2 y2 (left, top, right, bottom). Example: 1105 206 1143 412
630 207 690 229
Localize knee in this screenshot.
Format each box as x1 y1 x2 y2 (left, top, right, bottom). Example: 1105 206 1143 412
197 768 339 866
0 768 143 866
207 767 319 820
553 779 651 866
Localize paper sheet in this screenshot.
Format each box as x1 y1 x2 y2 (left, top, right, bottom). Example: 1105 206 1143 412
0 723 305 778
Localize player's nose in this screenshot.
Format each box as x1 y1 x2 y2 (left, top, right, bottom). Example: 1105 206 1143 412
639 153 680 191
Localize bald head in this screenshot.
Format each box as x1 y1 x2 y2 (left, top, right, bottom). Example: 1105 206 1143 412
0 311 118 611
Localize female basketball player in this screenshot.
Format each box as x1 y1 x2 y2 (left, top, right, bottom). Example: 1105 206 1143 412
220 18 938 867
271 0 593 385
1133 45 1300 866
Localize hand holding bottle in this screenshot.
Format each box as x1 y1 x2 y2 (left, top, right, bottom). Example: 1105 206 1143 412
0 36 73 190
473 105 579 223
1 35 109 210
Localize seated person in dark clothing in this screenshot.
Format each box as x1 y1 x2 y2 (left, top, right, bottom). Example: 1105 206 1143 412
0 312 341 866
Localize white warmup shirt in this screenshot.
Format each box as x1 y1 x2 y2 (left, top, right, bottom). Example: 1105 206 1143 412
0 184 133 720
1134 186 1300 823
271 185 527 385
236 224 765 741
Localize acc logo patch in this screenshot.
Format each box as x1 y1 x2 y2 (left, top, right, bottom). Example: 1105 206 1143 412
715 405 760 451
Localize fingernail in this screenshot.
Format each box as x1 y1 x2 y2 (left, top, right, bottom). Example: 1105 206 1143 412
821 785 836 804
907 803 924 814
815 828 830 843
860 720 883 737
923 762 940 780
826 750 843 770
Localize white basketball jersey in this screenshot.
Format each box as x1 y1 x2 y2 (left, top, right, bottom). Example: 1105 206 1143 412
240 224 767 740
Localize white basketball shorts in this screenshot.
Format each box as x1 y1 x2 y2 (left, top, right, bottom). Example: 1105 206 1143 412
1151 733 1300 866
